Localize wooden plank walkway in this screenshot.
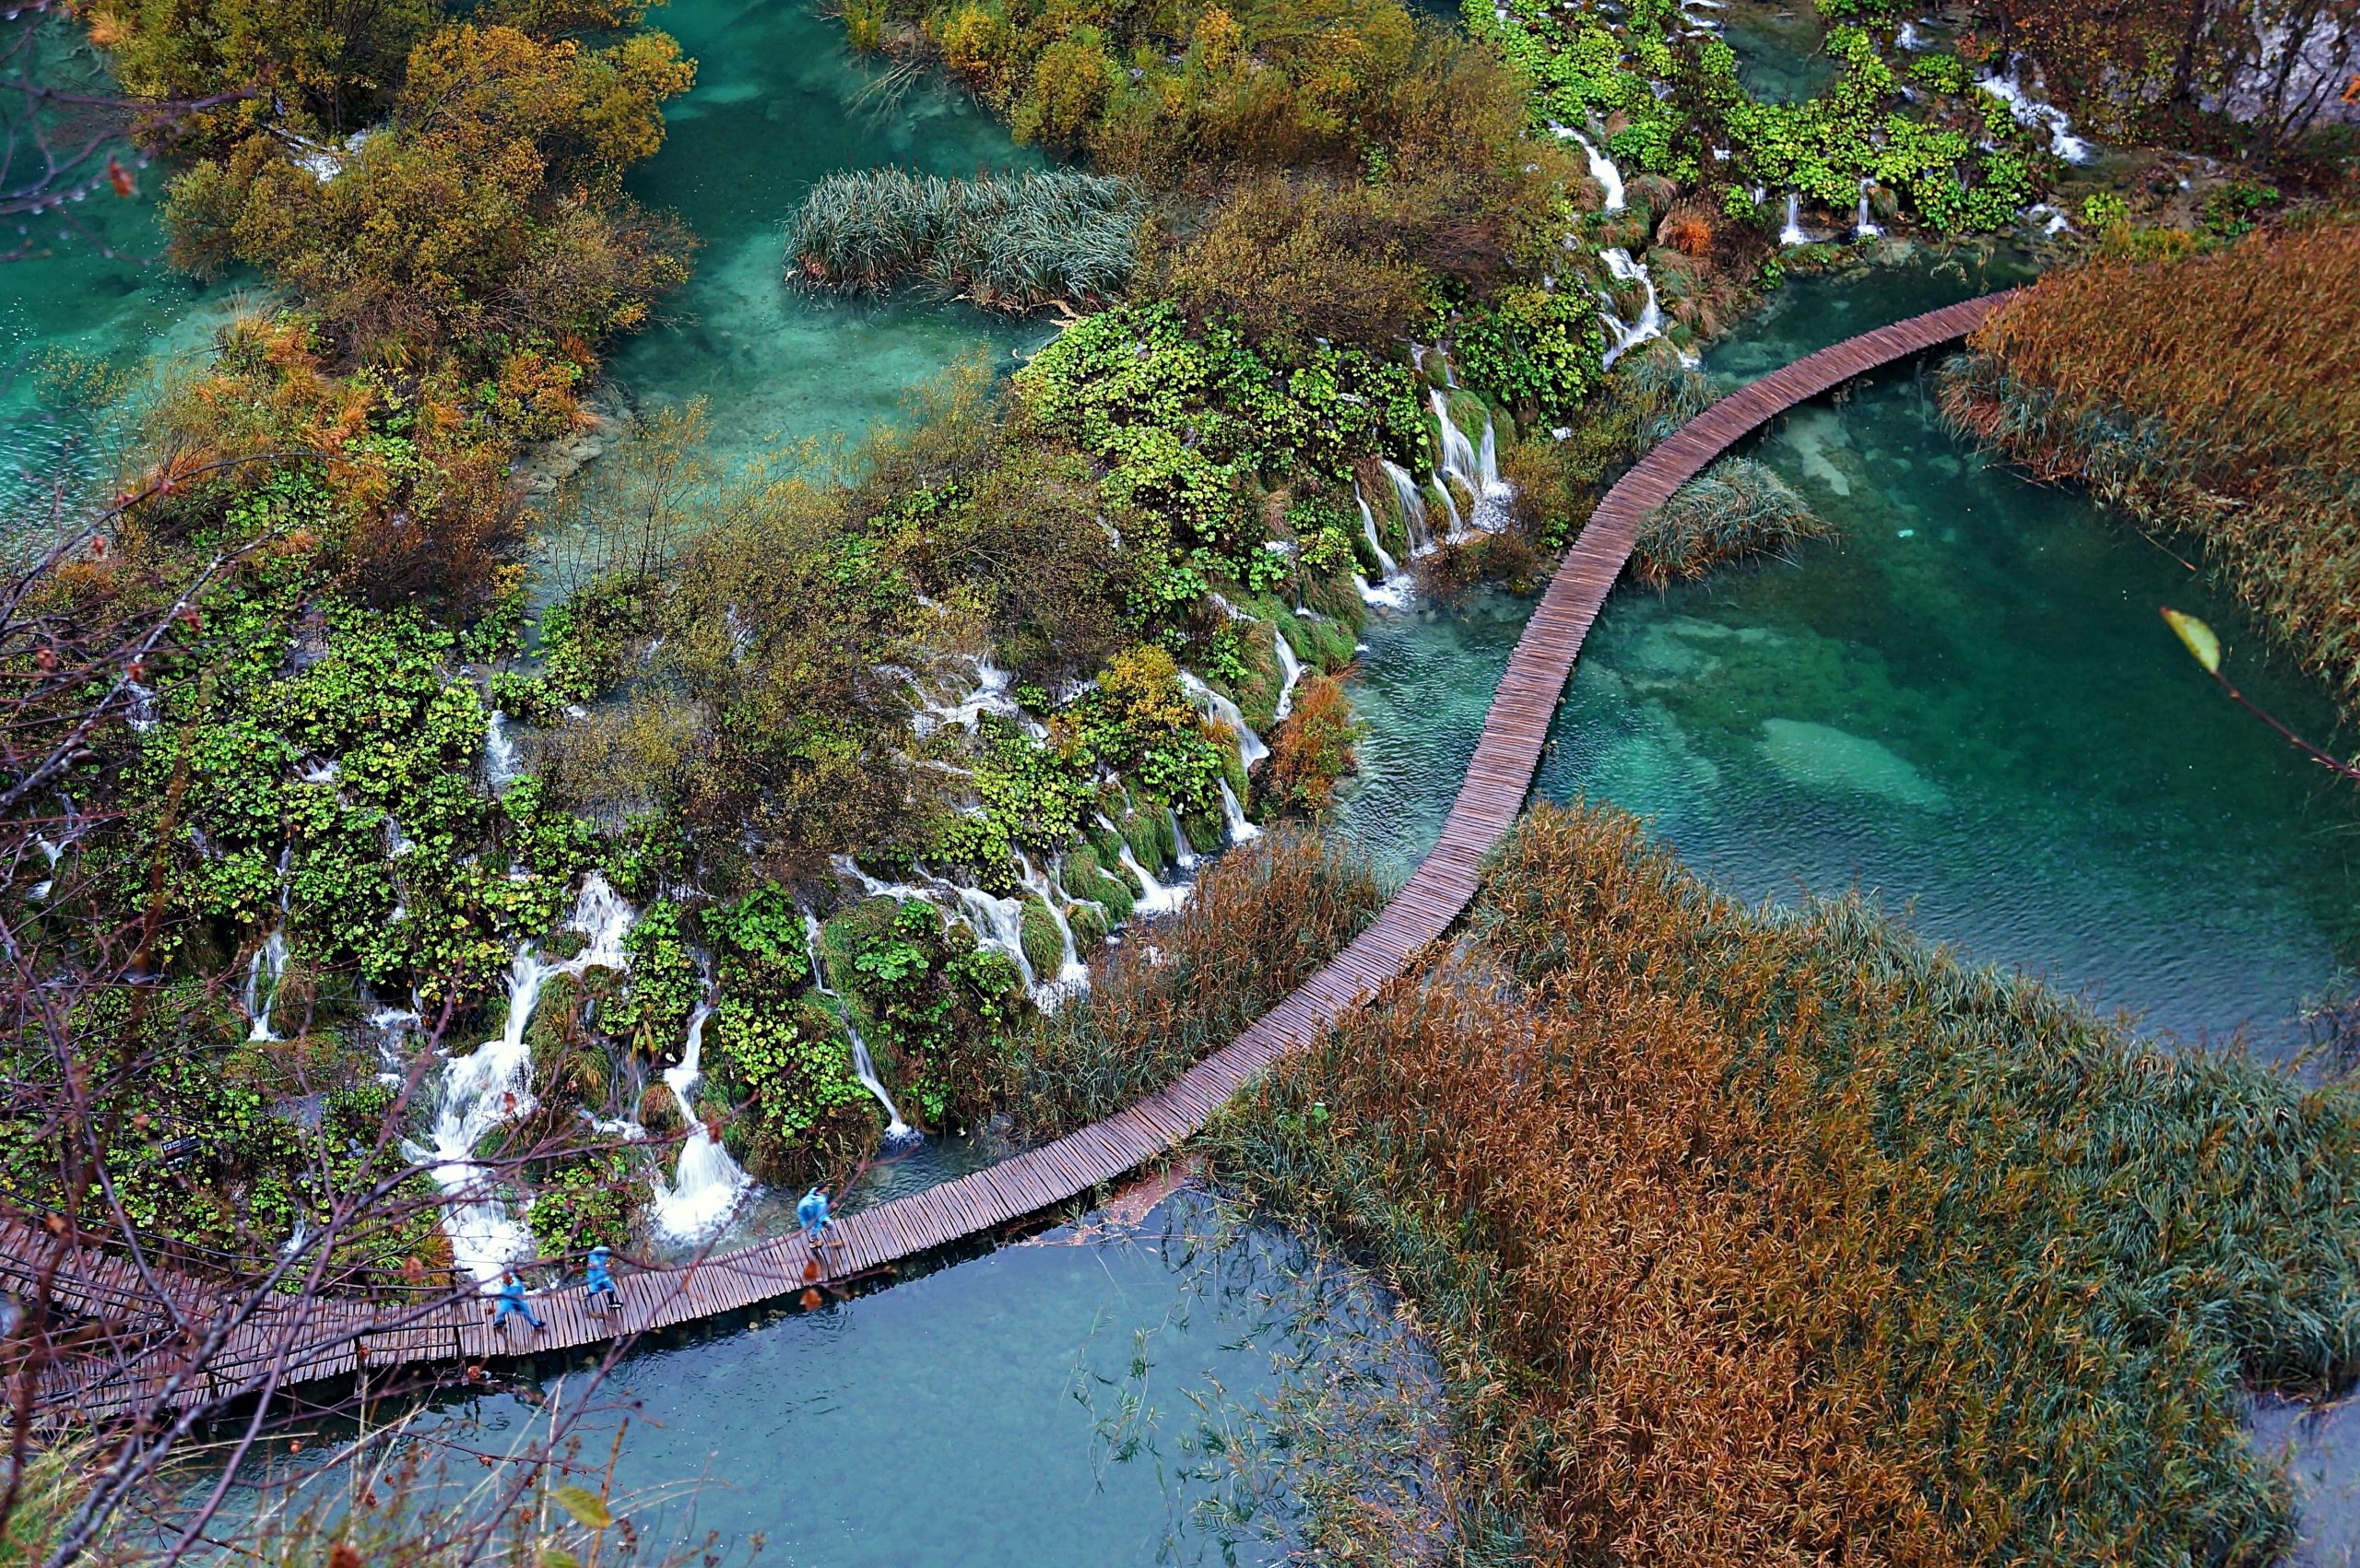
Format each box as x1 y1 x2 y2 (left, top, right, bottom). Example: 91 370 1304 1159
14 292 2012 1423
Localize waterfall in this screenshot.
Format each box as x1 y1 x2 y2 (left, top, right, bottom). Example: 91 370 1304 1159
907 654 1034 738
1896 18 1925 48
243 848 294 1042
831 855 1039 993
483 712 520 788
1180 671 1269 772
408 874 635 1284
1379 458 1435 557
1976 62 2093 162
1017 851 1090 1004
1168 807 1199 872
1597 248 1666 368
1270 632 1304 722
1551 124 1625 212
1854 178 1882 240
243 931 289 1042
804 913 913 1137
1353 484 1410 608
649 1003 754 1244
1780 193 1811 246
1218 780 1262 843
1115 837 1186 914
1429 391 1513 536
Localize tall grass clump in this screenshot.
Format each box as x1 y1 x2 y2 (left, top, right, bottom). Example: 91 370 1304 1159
786 167 1144 311
1941 219 2360 720
1007 831 1385 1138
1209 800 2360 1565
1631 454 1831 586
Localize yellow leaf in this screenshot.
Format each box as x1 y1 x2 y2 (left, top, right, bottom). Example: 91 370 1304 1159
541 1549 581 1568
549 1484 612 1530
2161 607 2220 675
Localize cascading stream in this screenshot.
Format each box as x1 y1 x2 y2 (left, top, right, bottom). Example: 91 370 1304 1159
406 873 635 1284
650 1001 756 1244
1429 391 1513 536
1180 672 1269 772
1379 458 1436 558
805 911 915 1138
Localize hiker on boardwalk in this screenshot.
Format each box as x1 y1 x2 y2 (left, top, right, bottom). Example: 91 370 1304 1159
584 1244 619 1315
797 1186 836 1250
492 1268 546 1334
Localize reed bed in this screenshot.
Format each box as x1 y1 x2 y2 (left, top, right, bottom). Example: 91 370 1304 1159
1632 454 1831 587
785 167 1143 311
1209 802 2360 1566
1007 831 1384 1138
1941 220 2360 719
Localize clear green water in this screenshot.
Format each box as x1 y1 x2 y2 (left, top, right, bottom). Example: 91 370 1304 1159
605 0 1055 476
1719 1 1837 106
265 1197 1414 1566
1338 257 2360 1054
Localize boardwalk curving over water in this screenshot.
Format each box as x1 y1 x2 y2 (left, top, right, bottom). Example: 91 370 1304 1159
8 292 2013 1421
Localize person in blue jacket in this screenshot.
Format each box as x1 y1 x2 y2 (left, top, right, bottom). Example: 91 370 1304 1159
796 1186 836 1250
584 1245 619 1315
492 1268 545 1334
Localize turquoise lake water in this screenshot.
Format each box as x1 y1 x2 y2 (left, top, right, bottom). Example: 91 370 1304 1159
1337 253 2360 1055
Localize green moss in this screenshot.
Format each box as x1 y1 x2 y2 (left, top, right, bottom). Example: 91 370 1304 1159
1070 902 1111 954
1020 899 1066 982
1182 809 1224 855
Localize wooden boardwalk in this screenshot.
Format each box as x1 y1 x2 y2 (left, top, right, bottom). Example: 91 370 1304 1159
13 292 2012 1423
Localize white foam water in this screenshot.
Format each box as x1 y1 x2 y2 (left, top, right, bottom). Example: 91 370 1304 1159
649 1003 754 1244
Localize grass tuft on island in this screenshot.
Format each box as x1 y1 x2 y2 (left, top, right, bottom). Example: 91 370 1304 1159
1632 454 1831 588
786 167 1144 310
1209 801 2360 1565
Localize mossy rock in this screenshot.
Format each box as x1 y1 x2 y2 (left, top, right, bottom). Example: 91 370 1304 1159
1441 387 1495 451
1418 348 1451 389
1070 902 1110 955
1086 821 1127 871
1183 808 1224 855
525 973 584 1055
1020 898 1065 979
1123 806 1176 872
1304 569 1365 631
1290 609 1358 672
1221 745 1249 801
542 929 590 963
1066 844 1103 885
1084 862 1136 922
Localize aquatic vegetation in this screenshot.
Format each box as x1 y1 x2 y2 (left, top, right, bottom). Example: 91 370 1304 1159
786 166 1143 309
1212 801 2360 1564
1941 220 2360 723
1007 832 1384 1138
1632 454 1832 587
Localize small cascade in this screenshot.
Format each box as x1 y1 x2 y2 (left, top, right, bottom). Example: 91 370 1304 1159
649 1003 754 1244
1379 459 1436 557
1552 124 1625 212
1116 838 1186 915
1017 851 1090 1004
830 855 1038 992
1976 62 2093 162
908 654 1033 738
243 931 289 1042
244 849 294 1042
1895 18 1926 48
1854 178 1882 239
1168 807 1200 872
1428 391 1513 536
410 874 635 1284
803 914 913 1137
1780 193 1811 246
1597 248 1666 368
1180 672 1269 772
1352 484 1411 608
1218 780 1262 843
1270 632 1304 722
482 712 521 789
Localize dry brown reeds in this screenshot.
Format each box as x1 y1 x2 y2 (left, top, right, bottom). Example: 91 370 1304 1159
1210 802 2360 1566
1941 219 2360 719
1007 831 1384 1138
